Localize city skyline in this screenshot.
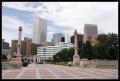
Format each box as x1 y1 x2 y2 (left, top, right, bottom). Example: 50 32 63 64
2 2 118 46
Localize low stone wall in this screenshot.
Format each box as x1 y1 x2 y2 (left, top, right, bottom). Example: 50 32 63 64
91 60 118 69
2 59 22 70
2 60 9 70
80 59 118 69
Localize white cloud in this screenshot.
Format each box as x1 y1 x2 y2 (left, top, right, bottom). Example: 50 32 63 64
2 15 32 46
2 2 61 13
2 31 17 47
2 2 41 12
37 2 118 34
2 2 118 44
47 31 54 35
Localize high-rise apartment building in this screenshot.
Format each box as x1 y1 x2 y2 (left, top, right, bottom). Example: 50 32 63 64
83 24 98 43
53 33 65 45
32 17 47 45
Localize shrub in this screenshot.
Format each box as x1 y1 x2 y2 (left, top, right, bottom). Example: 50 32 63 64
22 60 28 67
2 54 7 59
22 62 28 67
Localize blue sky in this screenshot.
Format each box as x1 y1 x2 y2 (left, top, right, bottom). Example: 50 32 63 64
2 2 118 46
2 5 71 44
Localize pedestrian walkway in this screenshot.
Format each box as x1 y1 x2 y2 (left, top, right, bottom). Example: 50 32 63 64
2 64 118 79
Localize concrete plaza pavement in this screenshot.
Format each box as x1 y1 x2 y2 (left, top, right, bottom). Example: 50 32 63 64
2 63 118 79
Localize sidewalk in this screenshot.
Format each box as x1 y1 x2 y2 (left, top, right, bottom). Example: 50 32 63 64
2 64 118 79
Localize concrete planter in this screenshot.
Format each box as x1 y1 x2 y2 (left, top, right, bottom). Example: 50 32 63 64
80 59 91 67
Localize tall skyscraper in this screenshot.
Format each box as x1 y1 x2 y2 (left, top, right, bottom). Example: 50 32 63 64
53 33 65 45
83 24 98 43
32 17 47 45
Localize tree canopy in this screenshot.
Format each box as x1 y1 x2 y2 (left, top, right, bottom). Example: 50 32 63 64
53 33 118 62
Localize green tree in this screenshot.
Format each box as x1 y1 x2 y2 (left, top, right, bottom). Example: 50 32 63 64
106 33 118 46
53 51 61 62
91 46 98 59
78 48 83 58
53 33 118 62
53 48 75 62
53 48 69 62
97 33 108 44
106 46 116 60
68 47 74 61
96 44 107 59
83 41 93 60
1 53 7 59
94 33 118 60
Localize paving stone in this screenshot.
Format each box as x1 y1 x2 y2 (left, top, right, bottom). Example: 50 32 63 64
2 64 118 79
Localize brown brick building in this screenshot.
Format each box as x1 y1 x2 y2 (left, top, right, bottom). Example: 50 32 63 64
11 40 17 54
11 39 37 57
88 35 97 46
25 39 32 57
83 24 98 43
21 41 26 57
71 34 83 48
31 43 37 56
